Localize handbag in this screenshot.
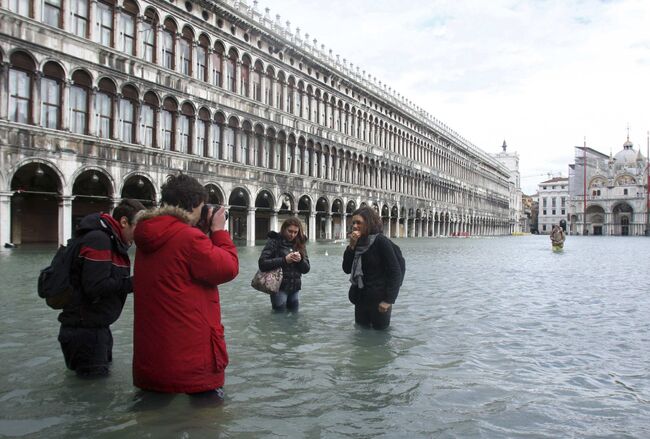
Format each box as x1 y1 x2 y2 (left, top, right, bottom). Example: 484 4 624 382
251 267 283 294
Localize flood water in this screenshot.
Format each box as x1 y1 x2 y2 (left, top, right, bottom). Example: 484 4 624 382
1 235 649 438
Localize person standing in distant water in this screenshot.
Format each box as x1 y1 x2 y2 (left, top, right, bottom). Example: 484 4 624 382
342 206 401 330
258 217 310 311
550 223 566 249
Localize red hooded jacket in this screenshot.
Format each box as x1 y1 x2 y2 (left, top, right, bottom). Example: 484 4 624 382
132 206 239 393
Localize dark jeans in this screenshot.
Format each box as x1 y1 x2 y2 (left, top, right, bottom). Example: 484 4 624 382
270 290 299 311
355 301 392 330
58 326 113 377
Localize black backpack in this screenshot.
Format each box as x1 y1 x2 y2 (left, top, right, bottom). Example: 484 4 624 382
389 240 406 286
37 237 83 309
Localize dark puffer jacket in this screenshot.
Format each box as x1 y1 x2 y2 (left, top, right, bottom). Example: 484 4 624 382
58 213 132 328
258 231 310 293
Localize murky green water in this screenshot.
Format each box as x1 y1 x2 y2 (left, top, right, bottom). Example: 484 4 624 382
1 236 649 438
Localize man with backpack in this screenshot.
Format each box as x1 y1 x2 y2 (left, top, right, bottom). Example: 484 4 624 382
57 199 145 377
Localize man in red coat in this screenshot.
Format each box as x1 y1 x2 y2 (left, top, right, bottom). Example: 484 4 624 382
132 174 238 403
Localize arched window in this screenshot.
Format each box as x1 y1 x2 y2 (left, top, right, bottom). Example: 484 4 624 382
70 0 89 38
276 73 285 111
226 50 237 92
96 0 115 47
226 117 238 161
70 70 91 134
9 52 35 124
197 108 210 156
162 97 177 150
197 35 209 82
252 61 263 101
119 84 138 143
161 19 176 70
264 67 274 106
241 56 251 97
119 0 138 55
275 133 284 170
43 0 62 28
179 102 194 154
9 0 30 17
212 42 224 87
142 9 158 63
95 78 115 138
287 142 294 172
40 61 64 129
241 121 252 165
180 26 193 76
141 91 158 147
287 78 295 114
212 113 224 159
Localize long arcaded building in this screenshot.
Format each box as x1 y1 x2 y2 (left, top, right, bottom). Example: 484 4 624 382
0 0 510 246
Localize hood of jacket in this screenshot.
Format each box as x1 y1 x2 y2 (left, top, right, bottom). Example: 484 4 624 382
134 206 194 253
76 212 129 254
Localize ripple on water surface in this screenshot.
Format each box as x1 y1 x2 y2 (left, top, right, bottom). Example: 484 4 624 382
1 236 649 438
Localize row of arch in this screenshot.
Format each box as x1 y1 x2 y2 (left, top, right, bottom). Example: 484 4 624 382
3 0 507 189
1 160 509 245
1 48 508 212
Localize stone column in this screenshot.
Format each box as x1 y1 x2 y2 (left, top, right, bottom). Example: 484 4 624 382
153 107 161 148
133 101 142 144
404 215 409 238
88 87 97 135
0 63 8 120
235 61 242 95
60 79 71 131
58 196 73 246
387 215 392 238
112 93 120 140
135 15 143 59
270 210 279 232
31 72 42 126
173 111 181 152
174 32 181 72
0 192 11 246
61 0 70 30
246 207 256 246
325 213 332 240
88 0 97 44
190 115 198 155
341 212 347 240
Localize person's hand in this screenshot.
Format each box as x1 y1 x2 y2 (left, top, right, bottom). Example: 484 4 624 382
286 252 301 263
349 230 361 249
210 206 227 232
378 301 392 313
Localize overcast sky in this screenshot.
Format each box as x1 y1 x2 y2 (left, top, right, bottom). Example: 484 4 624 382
258 0 650 194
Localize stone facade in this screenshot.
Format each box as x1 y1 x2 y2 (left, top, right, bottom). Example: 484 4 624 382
567 139 648 236
537 177 568 234
491 141 523 234
0 0 511 246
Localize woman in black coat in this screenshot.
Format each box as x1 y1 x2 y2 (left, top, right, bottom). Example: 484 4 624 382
258 217 310 311
342 206 401 330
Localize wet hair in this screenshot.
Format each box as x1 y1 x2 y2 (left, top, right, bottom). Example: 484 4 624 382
280 217 307 255
112 199 145 224
351 206 383 235
160 174 207 212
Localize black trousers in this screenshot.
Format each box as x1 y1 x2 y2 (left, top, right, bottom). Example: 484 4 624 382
58 326 113 377
354 300 392 330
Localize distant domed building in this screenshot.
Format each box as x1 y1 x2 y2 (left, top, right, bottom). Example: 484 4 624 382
567 136 649 236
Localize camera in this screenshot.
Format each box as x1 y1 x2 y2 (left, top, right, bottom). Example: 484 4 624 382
197 204 228 233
